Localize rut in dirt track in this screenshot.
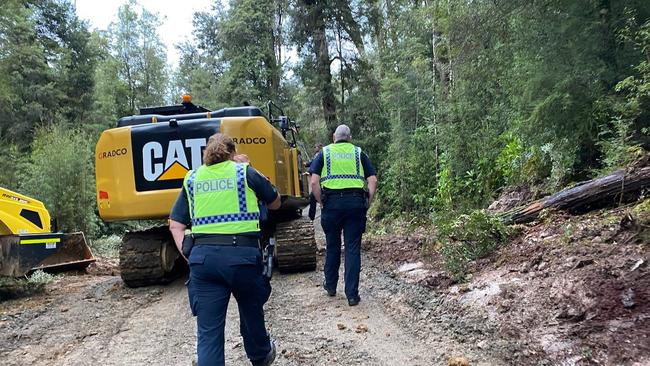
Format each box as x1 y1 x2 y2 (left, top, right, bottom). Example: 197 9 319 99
0 253 502 366
1 212 502 365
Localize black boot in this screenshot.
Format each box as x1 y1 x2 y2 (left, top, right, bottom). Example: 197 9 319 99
322 281 336 297
251 340 276 366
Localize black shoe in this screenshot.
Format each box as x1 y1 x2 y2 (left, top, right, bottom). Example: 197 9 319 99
252 340 276 366
322 281 336 297
347 297 360 306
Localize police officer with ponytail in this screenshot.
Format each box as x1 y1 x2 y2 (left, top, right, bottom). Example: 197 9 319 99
309 125 378 306
169 133 280 366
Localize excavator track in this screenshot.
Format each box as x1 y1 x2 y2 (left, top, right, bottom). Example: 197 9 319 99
119 226 183 288
275 216 317 273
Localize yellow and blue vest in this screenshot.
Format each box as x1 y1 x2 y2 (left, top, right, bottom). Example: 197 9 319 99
320 142 365 189
183 161 260 234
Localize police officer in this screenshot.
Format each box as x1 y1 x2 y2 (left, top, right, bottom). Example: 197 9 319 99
169 133 279 366
309 125 377 306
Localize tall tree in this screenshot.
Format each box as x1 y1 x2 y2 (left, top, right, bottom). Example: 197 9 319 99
32 0 99 125
291 0 365 132
105 0 168 114
0 0 60 145
0 0 98 146
178 0 284 108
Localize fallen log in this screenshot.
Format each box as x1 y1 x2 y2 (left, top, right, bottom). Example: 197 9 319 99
501 165 650 225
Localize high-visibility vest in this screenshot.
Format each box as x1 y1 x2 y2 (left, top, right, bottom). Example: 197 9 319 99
183 161 260 234
320 142 365 189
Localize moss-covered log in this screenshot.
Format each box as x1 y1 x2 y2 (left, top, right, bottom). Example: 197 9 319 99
502 166 650 225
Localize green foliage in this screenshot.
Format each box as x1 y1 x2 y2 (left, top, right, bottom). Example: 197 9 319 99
30 0 100 125
369 0 650 217
380 125 439 215
105 0 169 113
0 0 99 145
90 235 122 258
632 198 650 216
0 270 55 301
27 270 56 288
177 0 283 108
0 0 62 144
597 116 645 170
20 124 98 235
2 0 650 243
436 210 510 281
434 155 453 209
496 134 525 185
0 142 23 189
597 15 650 171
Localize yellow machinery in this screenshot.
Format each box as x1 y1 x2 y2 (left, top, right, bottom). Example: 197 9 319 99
95 98 316 287
0 187 95 277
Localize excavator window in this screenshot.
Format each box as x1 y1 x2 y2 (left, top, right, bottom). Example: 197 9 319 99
19 209 43 229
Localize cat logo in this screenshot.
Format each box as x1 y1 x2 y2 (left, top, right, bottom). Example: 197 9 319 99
142 138 207 182
131 122 219 192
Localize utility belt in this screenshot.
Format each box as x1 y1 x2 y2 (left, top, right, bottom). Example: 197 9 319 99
182 234 259 258
194 234 260 248
322 188 366 197
321 188 368 208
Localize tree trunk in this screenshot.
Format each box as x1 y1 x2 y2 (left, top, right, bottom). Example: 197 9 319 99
333 0 365 56
368 0 385 79
306 0 337 131
386 0 399 49
269 1 283 99
337 24 344 119
501 166 650 224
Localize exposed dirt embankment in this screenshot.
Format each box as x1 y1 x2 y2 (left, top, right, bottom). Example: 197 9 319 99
364 200 650 365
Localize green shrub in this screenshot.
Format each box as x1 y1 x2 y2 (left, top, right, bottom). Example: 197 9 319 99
593 16 650 173
0 142 23 189
0 270 55 301
90 235 122 258
26 270 55 290
436 210 510 281
496 134 524 185
20 124 98 236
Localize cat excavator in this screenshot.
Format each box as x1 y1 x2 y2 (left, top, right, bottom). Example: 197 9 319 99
95 96 317 287
0 187 95 277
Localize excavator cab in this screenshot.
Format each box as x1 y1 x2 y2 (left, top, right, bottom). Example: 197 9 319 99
0 187 95 277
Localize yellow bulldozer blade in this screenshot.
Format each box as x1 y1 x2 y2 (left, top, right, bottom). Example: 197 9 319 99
0 232 95 277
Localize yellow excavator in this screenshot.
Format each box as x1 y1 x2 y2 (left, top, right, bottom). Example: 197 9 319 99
95 96 317 287
0 187 95 277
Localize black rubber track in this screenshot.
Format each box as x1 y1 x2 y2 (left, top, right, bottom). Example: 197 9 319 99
275 217 317 273
119 226 185 288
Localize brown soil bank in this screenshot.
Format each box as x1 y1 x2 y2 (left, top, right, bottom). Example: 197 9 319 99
364 199 650 365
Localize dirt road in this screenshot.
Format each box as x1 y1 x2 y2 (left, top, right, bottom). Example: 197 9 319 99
0 253 505 366
2 203 648 366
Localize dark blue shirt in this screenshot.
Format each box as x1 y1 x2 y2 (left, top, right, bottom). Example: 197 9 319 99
308 143 377 178
170 165 279 226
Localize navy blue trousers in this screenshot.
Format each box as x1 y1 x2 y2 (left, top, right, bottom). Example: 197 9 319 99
187 245 272 366
321 205 366 300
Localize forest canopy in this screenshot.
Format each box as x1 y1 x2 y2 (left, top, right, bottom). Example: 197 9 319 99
0 0 648 234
